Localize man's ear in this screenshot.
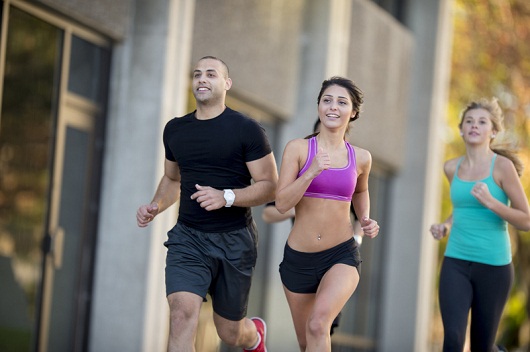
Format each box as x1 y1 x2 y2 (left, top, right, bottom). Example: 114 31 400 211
225 78 233 91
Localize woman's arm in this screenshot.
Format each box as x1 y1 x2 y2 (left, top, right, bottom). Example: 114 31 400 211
262 203 295 223
430 214 453 240
276 139 319 213
352 147 379 238
478 156 530 231
429 159 457 239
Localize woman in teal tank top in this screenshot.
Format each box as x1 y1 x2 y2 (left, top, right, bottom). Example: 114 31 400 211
430 98 530 352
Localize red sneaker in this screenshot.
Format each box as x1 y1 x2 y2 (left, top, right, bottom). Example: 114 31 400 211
243 317 267 352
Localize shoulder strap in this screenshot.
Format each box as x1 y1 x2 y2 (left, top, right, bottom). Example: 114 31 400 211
346 141 356 167
489 154 497 176
455 157 464 174
308 136 317 157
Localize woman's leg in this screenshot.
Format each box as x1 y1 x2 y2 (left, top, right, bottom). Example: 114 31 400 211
439 257 473 352
283 286 315 352
469 262 513 352
305 264 359 352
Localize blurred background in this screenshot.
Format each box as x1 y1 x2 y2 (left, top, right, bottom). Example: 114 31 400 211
0 0 528 351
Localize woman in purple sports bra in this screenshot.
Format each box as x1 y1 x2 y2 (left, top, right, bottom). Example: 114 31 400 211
276 76 380 351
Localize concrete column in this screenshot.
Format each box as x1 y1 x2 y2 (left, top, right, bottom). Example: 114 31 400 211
89 1 195 351
379 0 452 351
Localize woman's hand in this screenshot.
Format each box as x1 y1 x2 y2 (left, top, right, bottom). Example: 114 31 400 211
360 216 380 238
306 148 330 178
430 223 448 240
471 181 494 209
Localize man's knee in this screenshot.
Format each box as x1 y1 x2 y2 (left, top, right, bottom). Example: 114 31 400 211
167 292 201 328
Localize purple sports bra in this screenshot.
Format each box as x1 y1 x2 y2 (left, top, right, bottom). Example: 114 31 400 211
297 136 357 202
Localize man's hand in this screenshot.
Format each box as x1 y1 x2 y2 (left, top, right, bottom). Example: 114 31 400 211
136 202 159 227
191 184 226 211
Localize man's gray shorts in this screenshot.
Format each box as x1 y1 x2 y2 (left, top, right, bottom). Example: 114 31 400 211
164 221 258 321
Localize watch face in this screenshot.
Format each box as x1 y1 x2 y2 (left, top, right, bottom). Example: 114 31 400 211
224 190 235 206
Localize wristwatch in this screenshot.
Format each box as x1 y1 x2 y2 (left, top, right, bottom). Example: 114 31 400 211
223 189 235 207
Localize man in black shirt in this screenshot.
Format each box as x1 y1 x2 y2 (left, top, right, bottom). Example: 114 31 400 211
137 56 277 352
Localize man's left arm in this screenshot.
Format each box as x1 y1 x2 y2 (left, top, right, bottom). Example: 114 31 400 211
191 152 278 211
234 153 278 207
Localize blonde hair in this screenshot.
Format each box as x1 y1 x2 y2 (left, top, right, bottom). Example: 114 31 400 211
459 97 524 176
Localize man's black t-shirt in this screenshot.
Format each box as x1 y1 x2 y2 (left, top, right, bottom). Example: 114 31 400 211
163 107 272 232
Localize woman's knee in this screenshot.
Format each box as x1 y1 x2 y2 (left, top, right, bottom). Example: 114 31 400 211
297 342 307 352
443 328 465 352
306 314 329 338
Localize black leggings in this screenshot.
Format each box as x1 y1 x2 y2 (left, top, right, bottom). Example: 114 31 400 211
439 257 513 352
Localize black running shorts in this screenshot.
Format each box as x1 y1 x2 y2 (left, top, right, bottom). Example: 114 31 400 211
279 237 361 293
164 222 258 321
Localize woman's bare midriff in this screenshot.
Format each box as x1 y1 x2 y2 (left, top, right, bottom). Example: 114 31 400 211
287 197 355 252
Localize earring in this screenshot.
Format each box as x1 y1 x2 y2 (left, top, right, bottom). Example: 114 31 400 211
491 134 496 138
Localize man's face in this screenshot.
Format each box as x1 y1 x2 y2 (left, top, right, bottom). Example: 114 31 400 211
192 58 232 104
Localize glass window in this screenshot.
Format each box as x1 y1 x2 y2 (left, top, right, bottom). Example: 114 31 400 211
0 6 63 351
371 0 408 24
68 35 109 104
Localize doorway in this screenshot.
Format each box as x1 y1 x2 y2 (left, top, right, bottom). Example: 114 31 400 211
0 2 110 351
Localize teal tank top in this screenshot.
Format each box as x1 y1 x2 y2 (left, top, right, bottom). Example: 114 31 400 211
445 154 511 265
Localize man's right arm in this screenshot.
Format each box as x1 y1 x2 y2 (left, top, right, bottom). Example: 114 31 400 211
136 159 181 227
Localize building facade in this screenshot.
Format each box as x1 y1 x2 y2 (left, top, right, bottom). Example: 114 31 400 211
0 0 452 351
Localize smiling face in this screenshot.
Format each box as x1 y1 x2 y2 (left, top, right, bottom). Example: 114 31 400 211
317 85 356 131
191 58 232 105
460 108 496 144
